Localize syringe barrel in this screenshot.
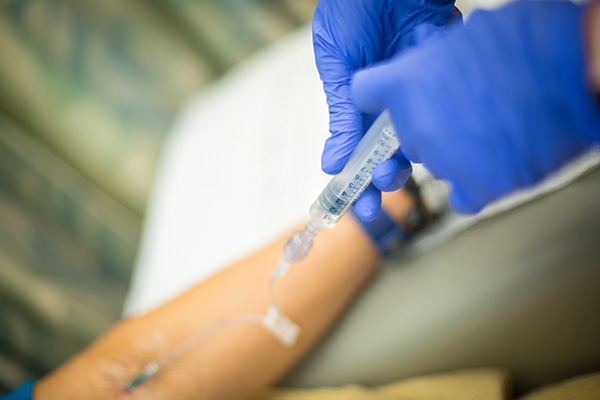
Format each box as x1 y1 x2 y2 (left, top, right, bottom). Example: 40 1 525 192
310 110 400 229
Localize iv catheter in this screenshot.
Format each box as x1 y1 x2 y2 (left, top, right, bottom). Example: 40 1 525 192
123 110 399 393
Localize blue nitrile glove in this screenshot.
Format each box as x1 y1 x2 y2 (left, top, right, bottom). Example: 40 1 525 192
313 0 461 220
352 0 600 214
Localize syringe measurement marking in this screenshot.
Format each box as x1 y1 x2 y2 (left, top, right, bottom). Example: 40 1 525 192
327 133 396 215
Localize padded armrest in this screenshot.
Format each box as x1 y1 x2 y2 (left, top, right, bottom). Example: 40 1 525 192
283 167 600 393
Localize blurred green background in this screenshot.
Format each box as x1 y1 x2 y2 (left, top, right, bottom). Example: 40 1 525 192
0 0 316 391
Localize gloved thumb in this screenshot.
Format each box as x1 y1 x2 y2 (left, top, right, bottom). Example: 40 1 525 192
351 63 392 115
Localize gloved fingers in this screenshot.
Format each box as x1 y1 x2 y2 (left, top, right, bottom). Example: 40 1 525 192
351 63 392 115
414 23 448 46
398 144 423 164
352 61 428 166
353 184 381 221
413 9 462 47
321 99 363 176
313 2 366 175
315 0 462 176
321 81 365 175
447 183 485 215
372 151 412 192
447 184 470 214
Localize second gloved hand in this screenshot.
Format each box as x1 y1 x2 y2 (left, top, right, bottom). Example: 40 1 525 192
352 0 600 214
313 0 461 220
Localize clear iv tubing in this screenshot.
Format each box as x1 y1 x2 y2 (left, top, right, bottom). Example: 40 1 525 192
123 314 263 392
123 111 399 392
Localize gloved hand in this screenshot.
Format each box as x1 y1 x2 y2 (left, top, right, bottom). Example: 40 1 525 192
313 0 461 220
352 0 600 214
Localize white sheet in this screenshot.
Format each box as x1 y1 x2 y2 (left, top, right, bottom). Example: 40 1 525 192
124 27 330 314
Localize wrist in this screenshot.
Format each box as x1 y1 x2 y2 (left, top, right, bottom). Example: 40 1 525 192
380 188 417 227
349 187 422 257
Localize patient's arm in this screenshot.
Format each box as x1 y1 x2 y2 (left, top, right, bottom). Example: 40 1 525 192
588 2 600 90
33 190 414 400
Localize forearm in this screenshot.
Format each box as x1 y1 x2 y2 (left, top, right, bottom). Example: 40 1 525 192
34 190 413 400
138 215 379 399
587 2 600 91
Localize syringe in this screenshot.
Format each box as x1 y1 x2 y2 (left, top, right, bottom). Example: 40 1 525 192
273 110 400 277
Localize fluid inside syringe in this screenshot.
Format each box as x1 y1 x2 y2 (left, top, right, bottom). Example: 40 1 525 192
276 110 400 272
313 111 399 227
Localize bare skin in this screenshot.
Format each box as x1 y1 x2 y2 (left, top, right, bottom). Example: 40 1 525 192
33 190 414 400
587 2 600 91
